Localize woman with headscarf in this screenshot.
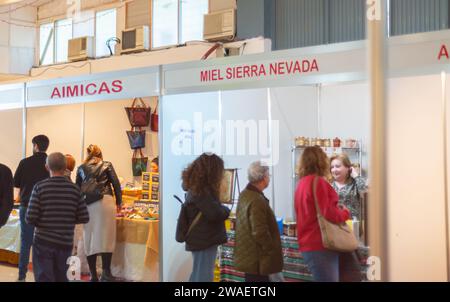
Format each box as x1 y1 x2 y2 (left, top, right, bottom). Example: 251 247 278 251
76 145 122 282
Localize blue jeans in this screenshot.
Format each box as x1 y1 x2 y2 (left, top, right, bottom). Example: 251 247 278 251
32 241 72 282
19 206 35 280
302 250 340 282
302 250 362 282
189 245 218 282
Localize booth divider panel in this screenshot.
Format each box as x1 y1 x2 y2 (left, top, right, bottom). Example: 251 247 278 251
386 74 447 281
161 91 220 281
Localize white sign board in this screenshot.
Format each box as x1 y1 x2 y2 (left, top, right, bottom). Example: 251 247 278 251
163 30 450 94
26 67 159 108
0 83 23 110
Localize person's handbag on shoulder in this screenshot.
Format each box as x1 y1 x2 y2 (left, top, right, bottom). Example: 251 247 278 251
312 176 359 252
174 195 202 243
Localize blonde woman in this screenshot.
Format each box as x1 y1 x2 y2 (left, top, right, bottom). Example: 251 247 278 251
330 154 368 221
76 145 122 282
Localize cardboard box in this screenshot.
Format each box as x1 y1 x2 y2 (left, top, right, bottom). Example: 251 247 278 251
209 0 236 13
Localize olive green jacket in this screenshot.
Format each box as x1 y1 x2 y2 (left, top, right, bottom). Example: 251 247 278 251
234 184 283 275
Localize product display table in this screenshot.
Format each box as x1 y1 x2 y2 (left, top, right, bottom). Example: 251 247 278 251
0 210 21 265
220 230 369 282
111 218 159 281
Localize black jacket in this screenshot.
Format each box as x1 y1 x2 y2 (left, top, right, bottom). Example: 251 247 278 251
0 164 14 227
13 152 49 208
184 191 230 251
76 160 122 206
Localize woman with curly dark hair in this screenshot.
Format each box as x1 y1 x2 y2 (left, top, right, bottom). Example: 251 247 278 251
181 153 230 282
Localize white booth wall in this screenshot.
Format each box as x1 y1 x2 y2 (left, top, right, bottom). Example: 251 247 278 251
26 104 84 174
25 97 159 184
0 109 23 173
386 74 448 281
161 91 221 281
220 89 273 208
269 86 318 220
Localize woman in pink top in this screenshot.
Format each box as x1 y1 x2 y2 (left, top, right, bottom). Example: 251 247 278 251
294 146 351 282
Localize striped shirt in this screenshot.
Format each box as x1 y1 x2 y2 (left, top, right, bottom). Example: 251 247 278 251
26 176 89 249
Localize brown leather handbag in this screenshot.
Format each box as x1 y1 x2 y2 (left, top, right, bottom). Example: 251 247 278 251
125 98 151 127
312 176 359 252
151 99 158 132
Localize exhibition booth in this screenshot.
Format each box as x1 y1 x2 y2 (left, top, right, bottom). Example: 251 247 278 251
0 67 161 281
1 29 450 281
159 29 450 282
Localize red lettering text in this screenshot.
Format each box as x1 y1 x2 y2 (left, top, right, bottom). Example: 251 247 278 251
200 70 209 82
111 80 123 93
439 45 449 60
66 85 79 97
51 87 61 99
302 60 310 72
86 83 97 95
311 59 319 72
98 82 111 94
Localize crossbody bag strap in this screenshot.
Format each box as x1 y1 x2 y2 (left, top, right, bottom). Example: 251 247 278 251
312 176 324 218
186 211 202 237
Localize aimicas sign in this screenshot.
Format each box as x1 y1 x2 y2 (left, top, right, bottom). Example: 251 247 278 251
26 69 159 107
50 80 123 99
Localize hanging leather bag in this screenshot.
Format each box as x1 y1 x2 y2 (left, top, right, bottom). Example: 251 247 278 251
132 149 148 176
312 176 359 252
151 99 158 132
125 98 151 127
126 127 146 149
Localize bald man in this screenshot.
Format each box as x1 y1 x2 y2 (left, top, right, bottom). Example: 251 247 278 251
26 152 89 282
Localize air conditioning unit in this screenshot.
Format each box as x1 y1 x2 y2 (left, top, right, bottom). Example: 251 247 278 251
121 26 150 54
68 36 94 62
203 9 236 42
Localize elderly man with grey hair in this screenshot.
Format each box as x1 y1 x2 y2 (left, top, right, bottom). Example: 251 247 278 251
26 152 89 282
234 161 283 282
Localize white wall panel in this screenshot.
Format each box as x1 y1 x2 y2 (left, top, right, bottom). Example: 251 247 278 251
386 74 447 281
270 86 318 220
26 104 84 177
161 91 220 281
220 88 270 208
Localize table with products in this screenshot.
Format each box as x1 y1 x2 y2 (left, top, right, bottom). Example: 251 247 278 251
111 217 159 281
0 208 21 265
219 230 369 282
